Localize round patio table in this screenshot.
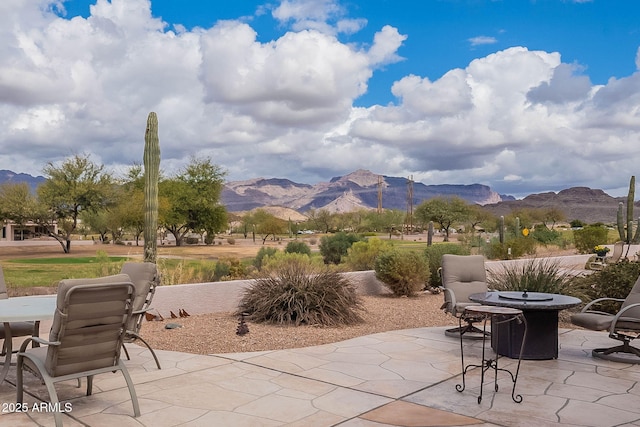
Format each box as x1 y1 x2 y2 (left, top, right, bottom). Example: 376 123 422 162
0 295 56 383
469 291 581 360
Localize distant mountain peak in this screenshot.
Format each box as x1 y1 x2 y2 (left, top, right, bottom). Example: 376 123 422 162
331 169 381 187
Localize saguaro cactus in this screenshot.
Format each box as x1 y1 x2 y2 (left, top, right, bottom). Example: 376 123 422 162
143 112 160 263
617 176 640 245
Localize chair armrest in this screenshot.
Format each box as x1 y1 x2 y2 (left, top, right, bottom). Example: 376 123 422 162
18 336 60 353
440 287 457 312
581 297 625 312
609 302 640 334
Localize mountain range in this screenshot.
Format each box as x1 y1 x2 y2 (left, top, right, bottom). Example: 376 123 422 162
0 168 628 224
222 169 511 213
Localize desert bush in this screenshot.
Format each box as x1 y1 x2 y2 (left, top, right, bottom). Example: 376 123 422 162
570 260 640 313
93 250 125 277
423 243 470 287
319 232 362 264
487 258 579 297
284 240 311 256
374 250 430 296
344 237 393 271
253 246 279 270
531 225 562 245
227 237 236 245
237 263 363 326
484 237 536 260
573 225 608 254
213 257 247 281
185 236 199 245
260 252 323 274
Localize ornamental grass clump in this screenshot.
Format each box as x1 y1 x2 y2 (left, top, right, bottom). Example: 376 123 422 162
237 262 363 326
486 258 578 296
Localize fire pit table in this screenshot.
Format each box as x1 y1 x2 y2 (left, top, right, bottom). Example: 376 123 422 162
469 291 581 360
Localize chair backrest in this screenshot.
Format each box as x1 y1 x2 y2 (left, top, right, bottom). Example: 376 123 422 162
0 265 8 300
441 254 488 309
120 262 159 333
610 242 625 262
47 275 134 377
620 274 640 319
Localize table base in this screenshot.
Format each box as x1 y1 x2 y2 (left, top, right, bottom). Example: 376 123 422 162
492 310 558 360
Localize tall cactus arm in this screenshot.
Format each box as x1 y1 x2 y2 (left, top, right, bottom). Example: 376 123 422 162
617 202 625 242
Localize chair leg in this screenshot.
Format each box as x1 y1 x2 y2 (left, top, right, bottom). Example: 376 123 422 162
592 340 640 364
122 344 131 361
124 335 161 369
445 319 490 340
118 362 141 417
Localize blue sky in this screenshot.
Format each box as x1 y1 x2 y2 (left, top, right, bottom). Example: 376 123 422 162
60 0 640 106
2 0 640 200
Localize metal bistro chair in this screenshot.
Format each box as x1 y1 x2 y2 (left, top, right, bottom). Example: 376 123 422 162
440 254 490 339
120 262 162 369
17 275 140 427
0 265 40 355
571 273 640 363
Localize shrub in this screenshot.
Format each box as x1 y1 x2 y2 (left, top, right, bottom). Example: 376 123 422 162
531 225 562 245
253 246 278 270
570 260 640 313
319 232 362 264
185 236 199 244
261 252 323 274
344 237 393 271
484 237 536 260
284 240 311 256
227 237 236 245
374 250 430 296
213 257 247 281
573 225 608 254
237 263 363 326
423 243 470 287
487 258 577 296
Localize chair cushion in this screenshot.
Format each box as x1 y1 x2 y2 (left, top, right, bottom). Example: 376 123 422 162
571 312 613 331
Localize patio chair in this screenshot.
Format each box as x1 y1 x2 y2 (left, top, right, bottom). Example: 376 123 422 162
16 275 140 427
571 273 640 363
0 265 40 355
439 254 489 339
120 262 161 369
590 241 625 271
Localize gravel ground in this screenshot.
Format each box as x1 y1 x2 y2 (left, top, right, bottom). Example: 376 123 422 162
139 292 460 355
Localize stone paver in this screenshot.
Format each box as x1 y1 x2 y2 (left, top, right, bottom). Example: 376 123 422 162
1 327 639 426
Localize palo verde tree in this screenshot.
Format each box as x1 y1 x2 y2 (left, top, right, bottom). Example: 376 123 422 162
414 196 470 242
0 182 40 240
159 157 227 246
37 154 115 253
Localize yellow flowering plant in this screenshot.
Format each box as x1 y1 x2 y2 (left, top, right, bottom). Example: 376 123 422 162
594 245 610 255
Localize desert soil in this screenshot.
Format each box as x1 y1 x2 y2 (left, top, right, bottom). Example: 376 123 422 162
0 238 580 355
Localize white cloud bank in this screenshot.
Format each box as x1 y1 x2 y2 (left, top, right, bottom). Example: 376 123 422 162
0 0 639 198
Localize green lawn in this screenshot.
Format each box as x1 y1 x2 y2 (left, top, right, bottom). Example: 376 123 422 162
3 256 131 287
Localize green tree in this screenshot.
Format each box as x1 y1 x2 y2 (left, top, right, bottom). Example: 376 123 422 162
159 157 227 246
251 209 286 244
37 154 114 253
414 197 470 242
319 232 362 264
0 182 39 240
